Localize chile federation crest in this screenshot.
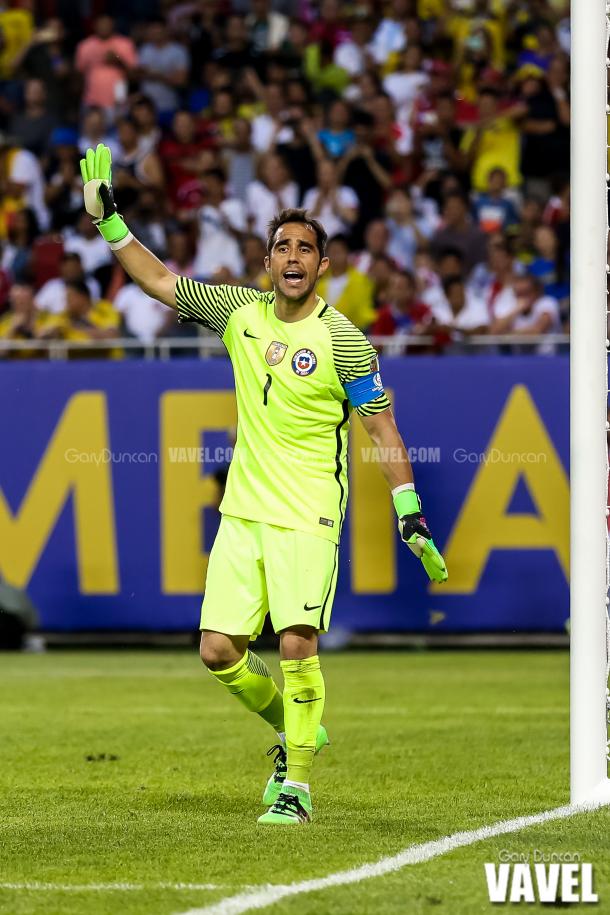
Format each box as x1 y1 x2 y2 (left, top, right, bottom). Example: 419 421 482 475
292 348 317 376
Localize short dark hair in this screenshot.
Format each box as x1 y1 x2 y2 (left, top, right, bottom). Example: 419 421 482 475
327 233 350 249
202 167 226 184
438 245 465 263
132 94 156 111
395 268 416 286
443 190 468 208
520 273 543 294
66 280 91 300
266 208 328 259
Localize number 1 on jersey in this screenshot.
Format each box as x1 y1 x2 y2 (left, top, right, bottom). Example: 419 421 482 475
263 373 272 406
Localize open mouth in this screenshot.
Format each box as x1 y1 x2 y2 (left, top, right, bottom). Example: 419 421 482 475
283 270 305 286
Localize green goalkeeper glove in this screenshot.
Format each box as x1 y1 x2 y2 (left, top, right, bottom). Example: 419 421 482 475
393 487 448 584
79 143 132 248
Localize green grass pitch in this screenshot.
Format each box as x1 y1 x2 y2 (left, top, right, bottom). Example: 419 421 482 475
1 649 609 915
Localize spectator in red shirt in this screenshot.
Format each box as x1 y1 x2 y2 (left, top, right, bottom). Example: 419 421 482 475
159 110 212 214
372 268 432 342
309 0 349 49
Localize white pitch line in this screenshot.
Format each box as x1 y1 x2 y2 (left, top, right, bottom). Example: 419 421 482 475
0 882 223 892
176 799 610 915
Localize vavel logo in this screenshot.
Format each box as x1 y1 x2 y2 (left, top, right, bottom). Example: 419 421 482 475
485 853 598 904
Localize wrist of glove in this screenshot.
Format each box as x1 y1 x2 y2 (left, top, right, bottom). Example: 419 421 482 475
80 144 132 249
393 488 448 584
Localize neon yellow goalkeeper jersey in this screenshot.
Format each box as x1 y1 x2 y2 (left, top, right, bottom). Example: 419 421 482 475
175 278 391 544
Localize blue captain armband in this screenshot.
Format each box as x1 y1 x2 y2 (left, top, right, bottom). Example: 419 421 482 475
344 370 385 408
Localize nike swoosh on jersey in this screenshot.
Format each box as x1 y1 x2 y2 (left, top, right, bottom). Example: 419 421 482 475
303 603 322 611
243 329 260 339
293 697 322 704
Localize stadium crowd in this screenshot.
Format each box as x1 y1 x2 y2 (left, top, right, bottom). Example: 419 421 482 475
0 0 570 356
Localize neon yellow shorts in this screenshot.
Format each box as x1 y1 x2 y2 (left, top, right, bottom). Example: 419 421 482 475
201 515 339 638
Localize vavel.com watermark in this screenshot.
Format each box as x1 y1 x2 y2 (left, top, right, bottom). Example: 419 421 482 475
484 851 598 904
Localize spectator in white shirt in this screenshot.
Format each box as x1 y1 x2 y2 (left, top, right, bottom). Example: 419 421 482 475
383 44 429 124
193 167 248 279
114 283 168 344
35 252 100 315
251 83 289 154
385 189 432 270
302 159 359 241
64 211 112 276
432 275 489 339
369 0 417 65
0 135 49 231
491 274 560 352
470 235 524 320
223 118 257 202
334 12 376 77
246 155 299 240
245 0 289 53
130 95 162 156
137 18 189 116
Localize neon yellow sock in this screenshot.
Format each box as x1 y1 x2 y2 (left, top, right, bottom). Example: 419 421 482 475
210 651 284 732
281 655 325 784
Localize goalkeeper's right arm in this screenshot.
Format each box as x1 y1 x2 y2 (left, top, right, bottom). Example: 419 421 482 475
80 144 178 309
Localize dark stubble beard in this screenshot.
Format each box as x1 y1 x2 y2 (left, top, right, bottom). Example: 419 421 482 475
276 275 318 306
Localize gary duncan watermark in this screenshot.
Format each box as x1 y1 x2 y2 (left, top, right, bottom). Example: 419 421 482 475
65 449 157 465
454 448 547 465
484 850 598 904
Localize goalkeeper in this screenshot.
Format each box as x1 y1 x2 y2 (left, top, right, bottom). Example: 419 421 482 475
81 144 448 826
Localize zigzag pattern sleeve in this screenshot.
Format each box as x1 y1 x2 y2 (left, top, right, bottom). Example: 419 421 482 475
320 308 391 416
175 277 260 338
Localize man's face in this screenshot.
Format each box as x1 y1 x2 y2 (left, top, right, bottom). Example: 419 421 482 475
252 0 269 17
244 236 265 265
514 280 536 307
488 169 506 194
61 256 83 282
78 212 97 239
148 22 166 45
478 94 497 119
66 288 89 318
439 254 463 278
25 80 45 106
443 197 466 226
365 220 389 253
9 284 34 316
436 98 455 124
173 111 194 143
227 16 246 44
489 244 511 274
95 16 114 40
265 223 329 302
327 240 349 273
84 110 104 137
389 272 414 307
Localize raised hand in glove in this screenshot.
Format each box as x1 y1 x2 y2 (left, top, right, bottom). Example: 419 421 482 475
79 143 132 249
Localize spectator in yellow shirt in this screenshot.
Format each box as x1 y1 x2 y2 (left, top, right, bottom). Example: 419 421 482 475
460 88 523 191
0 283 61 359
316 234 376 331
0 6 34 79
58 280 123 358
